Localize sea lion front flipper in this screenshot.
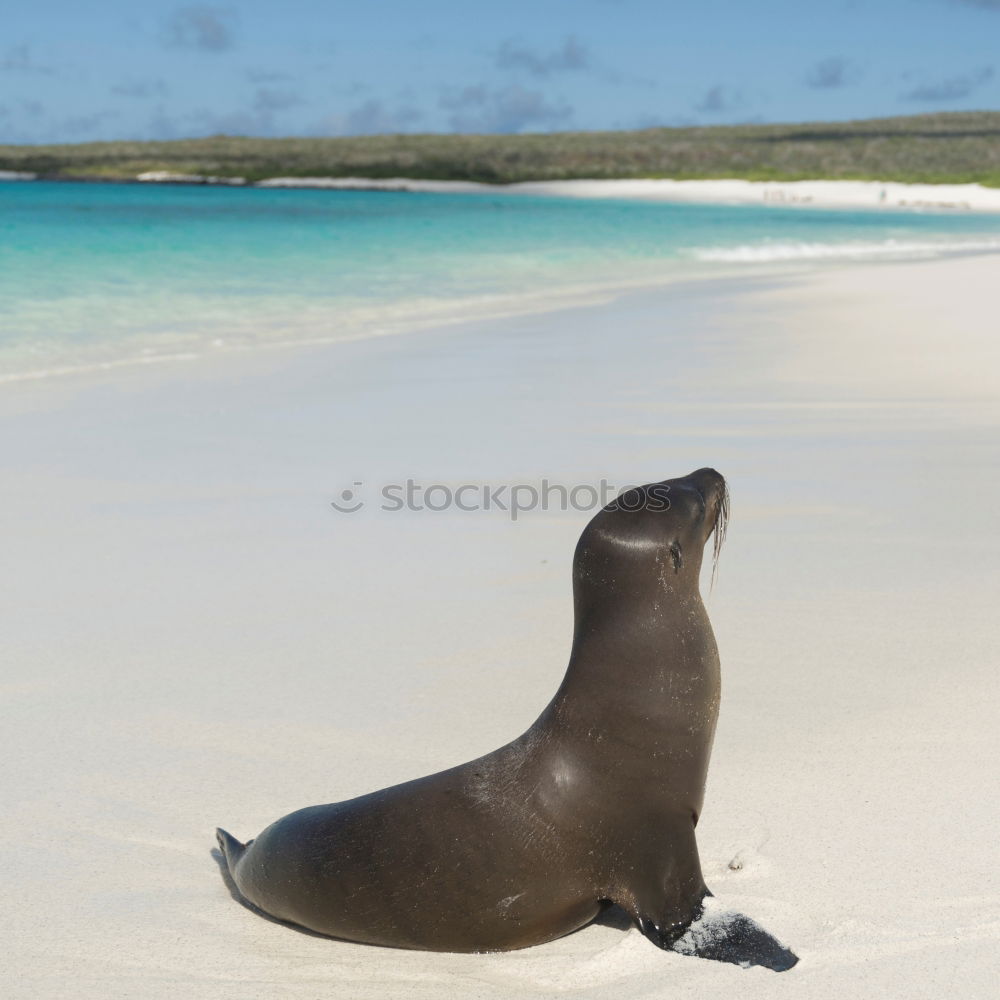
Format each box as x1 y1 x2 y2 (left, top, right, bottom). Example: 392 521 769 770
664 894 799 972
620 816 711 950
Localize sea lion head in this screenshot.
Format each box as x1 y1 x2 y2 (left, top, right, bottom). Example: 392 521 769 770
572 469 729 612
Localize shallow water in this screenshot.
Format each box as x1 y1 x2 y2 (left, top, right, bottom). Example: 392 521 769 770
3 180 1000 380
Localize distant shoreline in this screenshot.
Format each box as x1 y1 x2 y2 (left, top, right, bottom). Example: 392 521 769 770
4 169 1000 213
3 111 1000 193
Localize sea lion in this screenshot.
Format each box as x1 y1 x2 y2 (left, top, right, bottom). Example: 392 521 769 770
216 468 798 971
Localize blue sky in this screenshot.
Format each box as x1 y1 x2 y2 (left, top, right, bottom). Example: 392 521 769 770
2 0 999 143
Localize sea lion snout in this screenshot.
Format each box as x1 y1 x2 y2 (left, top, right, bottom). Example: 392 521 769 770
683 468 726 505
663 469 727 530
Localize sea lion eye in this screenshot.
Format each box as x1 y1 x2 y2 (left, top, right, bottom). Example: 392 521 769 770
669 541 684 572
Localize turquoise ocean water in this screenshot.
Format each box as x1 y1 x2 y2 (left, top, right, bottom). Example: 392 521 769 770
3 180 1000 381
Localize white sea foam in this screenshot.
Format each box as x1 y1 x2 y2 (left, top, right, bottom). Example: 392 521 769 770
689 237 1000 263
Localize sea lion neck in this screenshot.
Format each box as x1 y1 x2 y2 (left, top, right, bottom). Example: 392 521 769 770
567 530 711 679
559 585 715 691
532 589 720 824
541 577 719 744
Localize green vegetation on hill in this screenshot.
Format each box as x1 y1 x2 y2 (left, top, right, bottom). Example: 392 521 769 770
2 112 1000 186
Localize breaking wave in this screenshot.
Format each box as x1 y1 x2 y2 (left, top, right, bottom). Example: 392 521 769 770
689 237 1000 263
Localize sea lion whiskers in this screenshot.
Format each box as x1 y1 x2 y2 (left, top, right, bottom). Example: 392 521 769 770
709 478 729 592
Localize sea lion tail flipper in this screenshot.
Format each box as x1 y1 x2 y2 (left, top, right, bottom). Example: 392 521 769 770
215 827 248 875
669 895 798 972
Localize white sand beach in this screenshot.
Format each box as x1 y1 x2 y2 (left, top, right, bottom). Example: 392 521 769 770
119 172 1000 213
2 254 999 998
254 175 1000 212
512 178 1000 212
